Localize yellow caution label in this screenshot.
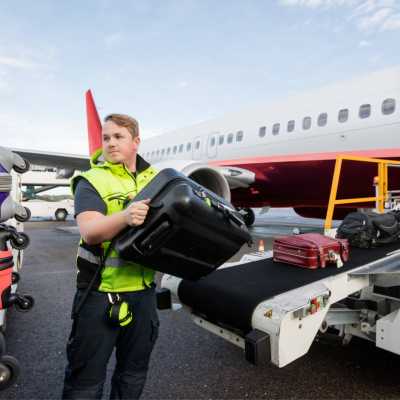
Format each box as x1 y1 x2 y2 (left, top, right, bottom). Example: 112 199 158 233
350 323 358 328
264 310 272 318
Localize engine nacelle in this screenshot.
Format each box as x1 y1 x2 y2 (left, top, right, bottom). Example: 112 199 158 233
152 160 231 202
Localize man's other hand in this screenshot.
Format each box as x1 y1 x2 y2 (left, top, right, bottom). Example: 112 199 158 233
124 199 151 227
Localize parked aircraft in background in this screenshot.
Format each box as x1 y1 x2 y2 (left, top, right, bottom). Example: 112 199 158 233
10 63 400 225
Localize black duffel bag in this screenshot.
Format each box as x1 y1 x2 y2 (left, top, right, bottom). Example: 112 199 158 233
336 211 399 248
113 168 253 281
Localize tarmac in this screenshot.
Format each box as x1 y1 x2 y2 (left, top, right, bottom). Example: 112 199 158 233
1 209 400 399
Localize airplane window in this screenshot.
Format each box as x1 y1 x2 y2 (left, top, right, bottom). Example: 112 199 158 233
210 137 216 147
219 135 224 145
179 144 184 153
173 146 177 155
227 134 233 144
167 148 171 155
151 151 155 157
338 109 349 123
259 127 266 138
146 153 150 158
359 104 371 119
236 131 243 142
186 142 191 151
287 120 295 132
195 141 200 150
156 150 160 157
318 113 328 127
272 123 280 135
382 99 396 115
161 149 165 156
302 117 311 130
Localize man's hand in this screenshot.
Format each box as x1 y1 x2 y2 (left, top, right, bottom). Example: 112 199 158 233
123 199 151 227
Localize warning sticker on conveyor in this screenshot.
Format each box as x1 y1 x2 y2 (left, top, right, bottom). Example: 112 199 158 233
264 310 272 318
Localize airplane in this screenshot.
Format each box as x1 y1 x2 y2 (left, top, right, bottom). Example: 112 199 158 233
10 63 400 226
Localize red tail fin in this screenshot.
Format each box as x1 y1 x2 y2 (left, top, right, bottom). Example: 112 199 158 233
86 90 103 155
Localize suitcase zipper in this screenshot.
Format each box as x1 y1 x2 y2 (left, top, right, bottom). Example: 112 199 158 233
274 250 318 259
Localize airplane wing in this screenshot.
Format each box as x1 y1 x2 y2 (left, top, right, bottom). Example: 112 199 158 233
9 148 91 171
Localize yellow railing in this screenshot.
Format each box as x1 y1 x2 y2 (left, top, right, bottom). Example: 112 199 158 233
325 155 400 230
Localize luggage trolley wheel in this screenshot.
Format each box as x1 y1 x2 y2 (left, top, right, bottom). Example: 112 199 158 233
14 207 31 223
10 232 30 250
15 294 35 313
13 157 30 174
0 332 5 360
11 272 20 285
0 356 20 391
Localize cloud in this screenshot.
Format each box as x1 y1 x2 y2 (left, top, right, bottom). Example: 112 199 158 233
104 32 125 48
381 12 400 29
279 0 359 7
358 39 372 46
139 125 167 140
357 7 393 29
0 113 88 155
0 56 42 70
178 82 187 88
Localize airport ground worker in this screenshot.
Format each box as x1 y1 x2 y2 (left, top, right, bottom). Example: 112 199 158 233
62 114 159 400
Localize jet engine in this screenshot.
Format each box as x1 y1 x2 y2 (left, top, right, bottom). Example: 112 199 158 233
152 160 232 202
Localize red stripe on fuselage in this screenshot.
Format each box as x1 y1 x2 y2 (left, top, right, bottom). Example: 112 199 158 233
207 147 400 166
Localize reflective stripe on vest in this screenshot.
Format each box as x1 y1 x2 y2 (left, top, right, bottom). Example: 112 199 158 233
77 247 132 268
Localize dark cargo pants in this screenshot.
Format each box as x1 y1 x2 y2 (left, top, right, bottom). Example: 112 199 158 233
62 284 159 400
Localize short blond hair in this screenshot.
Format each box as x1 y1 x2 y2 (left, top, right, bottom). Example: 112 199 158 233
104 113 139 139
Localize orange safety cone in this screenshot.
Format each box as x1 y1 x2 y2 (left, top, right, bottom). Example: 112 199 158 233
258 240 265 253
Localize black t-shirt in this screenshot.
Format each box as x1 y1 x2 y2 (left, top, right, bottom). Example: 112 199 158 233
73 154 149 219
73 178 107 218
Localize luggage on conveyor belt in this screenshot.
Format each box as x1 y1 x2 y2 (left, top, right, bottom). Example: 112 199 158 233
273 233 349 269
336 211 399 248
114 168 252 281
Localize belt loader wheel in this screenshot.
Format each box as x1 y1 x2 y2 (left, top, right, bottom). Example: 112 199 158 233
10 233 30 251
15 294 35 313
0 356 20 391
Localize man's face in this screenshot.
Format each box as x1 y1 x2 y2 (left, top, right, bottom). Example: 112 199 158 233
102 120 140 164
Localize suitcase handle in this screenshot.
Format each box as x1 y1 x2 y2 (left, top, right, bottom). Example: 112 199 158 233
148 201 164 212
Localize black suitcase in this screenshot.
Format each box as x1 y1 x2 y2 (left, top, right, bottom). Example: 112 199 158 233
113 169 253 281
336 211 399 248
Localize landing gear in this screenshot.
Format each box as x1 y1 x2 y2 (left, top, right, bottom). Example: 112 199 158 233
242 208 255 227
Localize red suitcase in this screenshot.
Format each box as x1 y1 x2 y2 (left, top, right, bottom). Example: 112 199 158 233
273 234 349 269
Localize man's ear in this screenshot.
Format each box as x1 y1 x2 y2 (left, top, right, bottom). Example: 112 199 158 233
133 136 140 150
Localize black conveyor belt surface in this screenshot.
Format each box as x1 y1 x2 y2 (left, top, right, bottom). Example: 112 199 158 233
178 243 400 335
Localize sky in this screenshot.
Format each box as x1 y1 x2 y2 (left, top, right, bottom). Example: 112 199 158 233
1 0 400 158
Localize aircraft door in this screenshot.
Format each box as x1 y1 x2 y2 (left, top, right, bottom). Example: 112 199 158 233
206 132 218 158
193 136 203 160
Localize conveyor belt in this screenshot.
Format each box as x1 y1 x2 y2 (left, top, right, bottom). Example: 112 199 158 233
178 243 400 335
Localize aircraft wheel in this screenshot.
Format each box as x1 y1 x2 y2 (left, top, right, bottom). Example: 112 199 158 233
10 233 30 250
15 294 35 313
0 356 20 391
15 207 31 223
13 158 30 174
243 208 255 227
55 209 67 221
